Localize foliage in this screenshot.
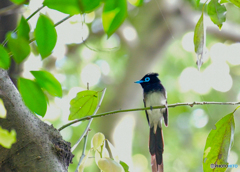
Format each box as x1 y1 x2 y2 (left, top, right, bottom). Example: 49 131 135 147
18 77 48 116
0 45 10 69
203 107 236 172
30 70 62 97
0 103 16 149
17 71 62 117
35 14 57 59
1 0 240 171
0 126 16 149
80 132 128 172
69 90 98 120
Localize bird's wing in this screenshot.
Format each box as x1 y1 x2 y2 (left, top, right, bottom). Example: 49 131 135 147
143 93 150 126
162 89 168 126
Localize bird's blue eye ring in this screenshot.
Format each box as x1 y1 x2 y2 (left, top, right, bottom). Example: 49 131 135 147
145 77 150 82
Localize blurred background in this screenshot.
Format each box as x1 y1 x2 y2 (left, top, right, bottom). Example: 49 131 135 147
1 0 240 171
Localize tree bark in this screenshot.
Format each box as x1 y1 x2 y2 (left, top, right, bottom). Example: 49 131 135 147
0 71 73 171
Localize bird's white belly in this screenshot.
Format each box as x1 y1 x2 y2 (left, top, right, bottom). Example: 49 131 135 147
145 92 166 131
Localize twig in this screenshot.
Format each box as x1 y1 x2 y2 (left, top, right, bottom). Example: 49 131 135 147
54 15 72 27
26 5 45 21
75 131 89 172
58 101 240 131
70 88 107 152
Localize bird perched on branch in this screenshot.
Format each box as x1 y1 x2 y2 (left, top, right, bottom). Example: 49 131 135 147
135 73 168 172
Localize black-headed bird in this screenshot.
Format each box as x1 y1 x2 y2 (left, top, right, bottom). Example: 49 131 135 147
135 73 168 172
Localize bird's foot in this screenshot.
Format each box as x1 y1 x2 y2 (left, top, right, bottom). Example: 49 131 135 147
150 106 153 110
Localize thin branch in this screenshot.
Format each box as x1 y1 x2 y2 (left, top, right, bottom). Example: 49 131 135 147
70 88 107 152
26 5 45 21
54 15 72 27
75 132 88 172
58 101 240 131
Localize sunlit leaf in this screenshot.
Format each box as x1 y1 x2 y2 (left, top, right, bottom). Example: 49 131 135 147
203 108 236 172
120 161 130 172
196 0 200 6
10 0 28 5
102 0 127 37
194 12 206 70
207 0 226 29
0 99 7 118
220 0 229 3
7 32 30 64
98 157 124 172
79 0 102 13
128 0 144 6
0 126 16 149
78 150 90 172
69 90 98 120
31 70 62 97
18 16 30 40
35 14 57 59
0 45 10 69
18 78 47 117
95 147 110 165
91 132 105 151
43 0 80 15
229 0 240 8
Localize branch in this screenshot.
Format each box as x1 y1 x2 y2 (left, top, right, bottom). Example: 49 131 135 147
58 101 240 131
75 131 88 172
26 5 45 21
70 88 107 152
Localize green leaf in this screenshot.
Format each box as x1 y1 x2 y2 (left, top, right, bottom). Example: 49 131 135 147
18 78 47 117
10 0 28 5
207 0 226 29
102 0 127 37
196 0 200 7
7 32 30 64
0 126 16 149
98 158 124 172
220 0 229 3
120 161 130 172
128 0 144 6
0 99 7 118
0 45 10 69
43 0 101 14
18 16 30 40
229 0 240 8
69 90 98 120
43 0 80 15
79 0 102 13
194 12 206 70
30 70 62 97
91 132 105 151
203 108 236 172
35 14 57 59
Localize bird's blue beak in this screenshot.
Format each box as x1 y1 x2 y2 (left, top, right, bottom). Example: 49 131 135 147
134 80 143 84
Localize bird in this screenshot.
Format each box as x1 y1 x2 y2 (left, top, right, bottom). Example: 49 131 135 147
135 73 168 172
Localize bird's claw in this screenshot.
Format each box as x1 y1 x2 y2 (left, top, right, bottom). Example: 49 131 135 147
150 106 153 111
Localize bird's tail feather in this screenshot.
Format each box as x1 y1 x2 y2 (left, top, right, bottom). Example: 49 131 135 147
149 126 164 172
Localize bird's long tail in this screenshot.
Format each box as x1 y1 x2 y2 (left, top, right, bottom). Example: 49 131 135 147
149 126 164 172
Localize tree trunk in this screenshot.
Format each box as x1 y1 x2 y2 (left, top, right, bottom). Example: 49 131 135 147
0 69 74 171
